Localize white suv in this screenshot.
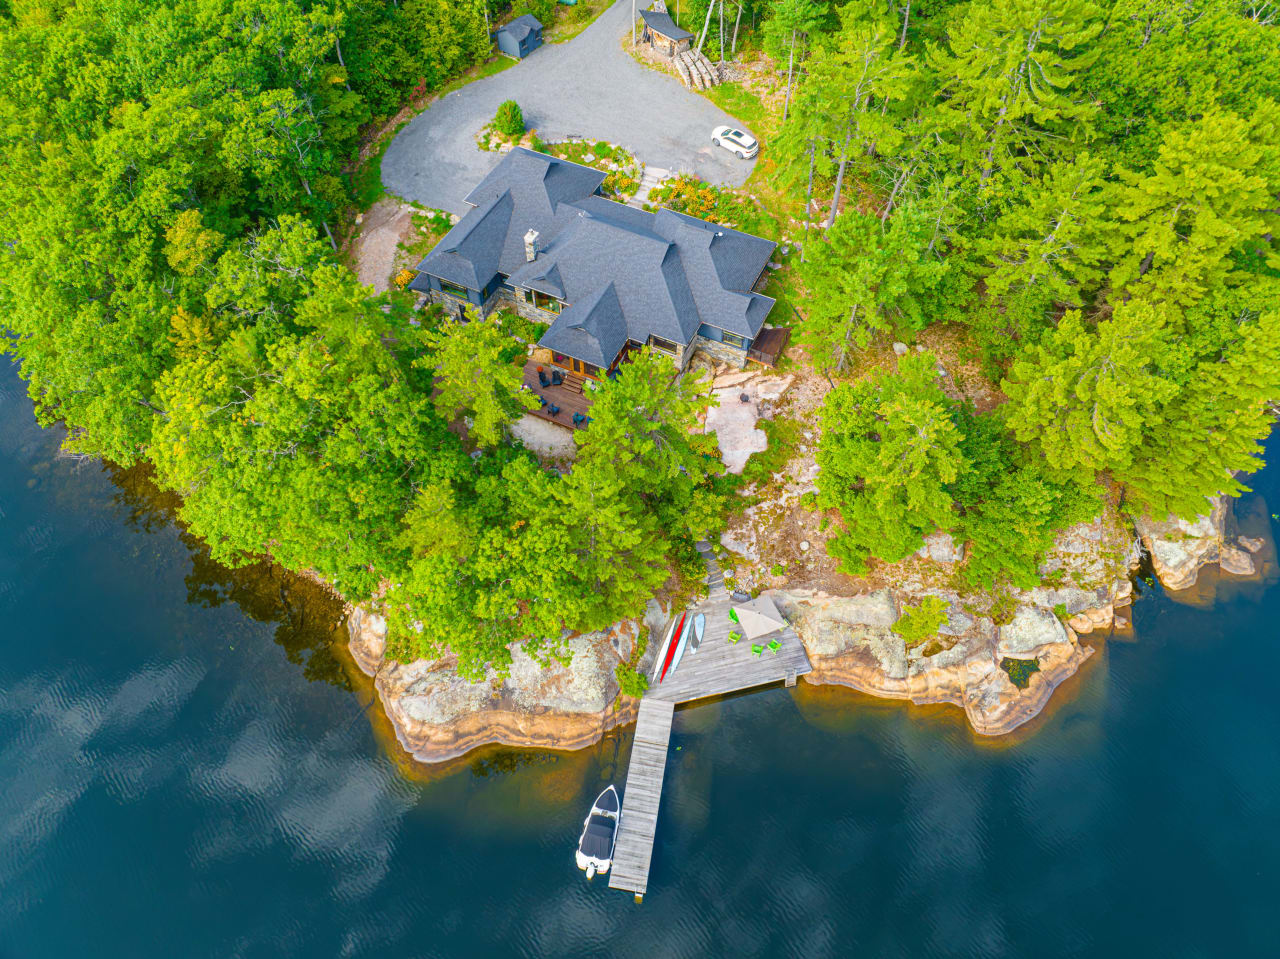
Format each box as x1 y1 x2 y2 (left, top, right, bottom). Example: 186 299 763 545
711 126 759 159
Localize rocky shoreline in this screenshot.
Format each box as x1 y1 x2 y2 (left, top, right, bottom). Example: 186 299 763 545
349 498 1272 763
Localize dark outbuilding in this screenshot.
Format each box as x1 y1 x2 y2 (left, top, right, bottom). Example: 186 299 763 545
639 10 694 58
494 14 544 60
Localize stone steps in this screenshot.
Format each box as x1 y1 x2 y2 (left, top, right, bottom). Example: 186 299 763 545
629 166 670 209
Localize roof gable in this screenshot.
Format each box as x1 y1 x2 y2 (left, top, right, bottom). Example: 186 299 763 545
498 14 542 41
640 10 694 41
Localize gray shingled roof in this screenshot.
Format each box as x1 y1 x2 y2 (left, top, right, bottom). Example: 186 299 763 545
415 148 776 364
538 283 629 369
497 14 542 42
640 10 694 42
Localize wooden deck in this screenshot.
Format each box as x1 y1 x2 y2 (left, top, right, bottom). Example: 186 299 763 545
521 360 594 431
608 543 812 899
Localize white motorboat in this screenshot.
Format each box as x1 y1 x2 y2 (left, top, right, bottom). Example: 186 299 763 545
575 784 621 879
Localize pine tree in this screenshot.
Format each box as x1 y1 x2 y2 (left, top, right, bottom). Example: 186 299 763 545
927 0 1103 187
1002 302 1179 474
817 353 966 572
799 207 947 371
1106 104 1280 307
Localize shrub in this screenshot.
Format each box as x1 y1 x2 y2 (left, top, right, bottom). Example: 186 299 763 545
615 663 650 699
494 99 524 137
891 596 949 647
1000 657 1041 689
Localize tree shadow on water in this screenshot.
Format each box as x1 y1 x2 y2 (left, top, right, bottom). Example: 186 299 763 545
105 462 352 690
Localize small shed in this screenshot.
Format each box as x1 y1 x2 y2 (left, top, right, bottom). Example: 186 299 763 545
495 14 544 60
640 10 694 58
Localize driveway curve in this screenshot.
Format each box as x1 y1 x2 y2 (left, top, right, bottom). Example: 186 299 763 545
381 0 757 215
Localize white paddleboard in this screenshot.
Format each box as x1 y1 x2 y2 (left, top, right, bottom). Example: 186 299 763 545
689 613 706 654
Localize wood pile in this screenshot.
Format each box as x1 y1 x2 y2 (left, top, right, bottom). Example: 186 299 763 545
675 50 720 90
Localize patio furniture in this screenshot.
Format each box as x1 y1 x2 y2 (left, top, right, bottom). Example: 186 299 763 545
751 644 764 656
551 369 564 386
537 394 547 407
728 609 739 624
547 404 560 416
728 630 742 644
767 639 781 654
572 412 585 426
538 370 551 388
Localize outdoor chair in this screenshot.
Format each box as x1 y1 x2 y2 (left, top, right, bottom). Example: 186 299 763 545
538 370 550 388
728 630 742 644
547 404 560 417
751 644 764 657
551 370 564 386
537 394 547 407
572 412 585 426
768 639 781 654
728 609 739 624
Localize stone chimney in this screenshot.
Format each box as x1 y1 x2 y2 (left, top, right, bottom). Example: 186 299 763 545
523 229 539 262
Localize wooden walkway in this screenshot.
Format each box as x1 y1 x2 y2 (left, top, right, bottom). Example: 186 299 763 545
607 699 674 898
608 543 812 899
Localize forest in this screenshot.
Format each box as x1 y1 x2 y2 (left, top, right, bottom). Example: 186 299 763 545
1 1 1277 677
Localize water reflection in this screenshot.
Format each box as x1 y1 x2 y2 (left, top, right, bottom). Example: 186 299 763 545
104 463 351 690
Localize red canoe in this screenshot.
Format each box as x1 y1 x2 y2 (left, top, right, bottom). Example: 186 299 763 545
659 613 687 684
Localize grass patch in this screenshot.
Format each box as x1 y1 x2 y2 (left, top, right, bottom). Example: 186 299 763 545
1000 657 1041 689
391 209 454 289
545 0 611 43
437 56 516 100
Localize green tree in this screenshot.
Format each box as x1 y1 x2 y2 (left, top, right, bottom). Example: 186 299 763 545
816 353 966 572
927 0 1103 187
1106 104 1280 307
1002 302 1179 475
799 208 946 370
419 309 538 447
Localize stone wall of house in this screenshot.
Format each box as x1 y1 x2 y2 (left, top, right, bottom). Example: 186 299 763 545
692 334 749 370
426 286 506 318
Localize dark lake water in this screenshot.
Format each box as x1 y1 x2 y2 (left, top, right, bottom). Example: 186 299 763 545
2 358 1277 958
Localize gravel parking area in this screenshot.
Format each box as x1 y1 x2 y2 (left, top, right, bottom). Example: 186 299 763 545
381 0 757 214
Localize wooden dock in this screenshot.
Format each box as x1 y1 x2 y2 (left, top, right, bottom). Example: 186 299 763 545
608 544 811 899
607 698 674 898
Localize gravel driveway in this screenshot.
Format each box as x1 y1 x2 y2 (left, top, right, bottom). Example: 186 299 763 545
381 0 757 214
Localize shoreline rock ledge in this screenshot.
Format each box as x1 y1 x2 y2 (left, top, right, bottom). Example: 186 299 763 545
779 589 1094 737
347 607 648 764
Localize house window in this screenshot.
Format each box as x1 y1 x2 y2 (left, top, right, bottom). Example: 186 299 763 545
530 290 562 314
648 335 678 355
721 331 747 349
439 279 469 299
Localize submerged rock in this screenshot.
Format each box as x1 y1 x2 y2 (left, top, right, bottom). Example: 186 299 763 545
1219 545 1256 577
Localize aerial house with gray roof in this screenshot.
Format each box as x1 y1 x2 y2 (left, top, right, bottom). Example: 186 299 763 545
410 148 785 386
